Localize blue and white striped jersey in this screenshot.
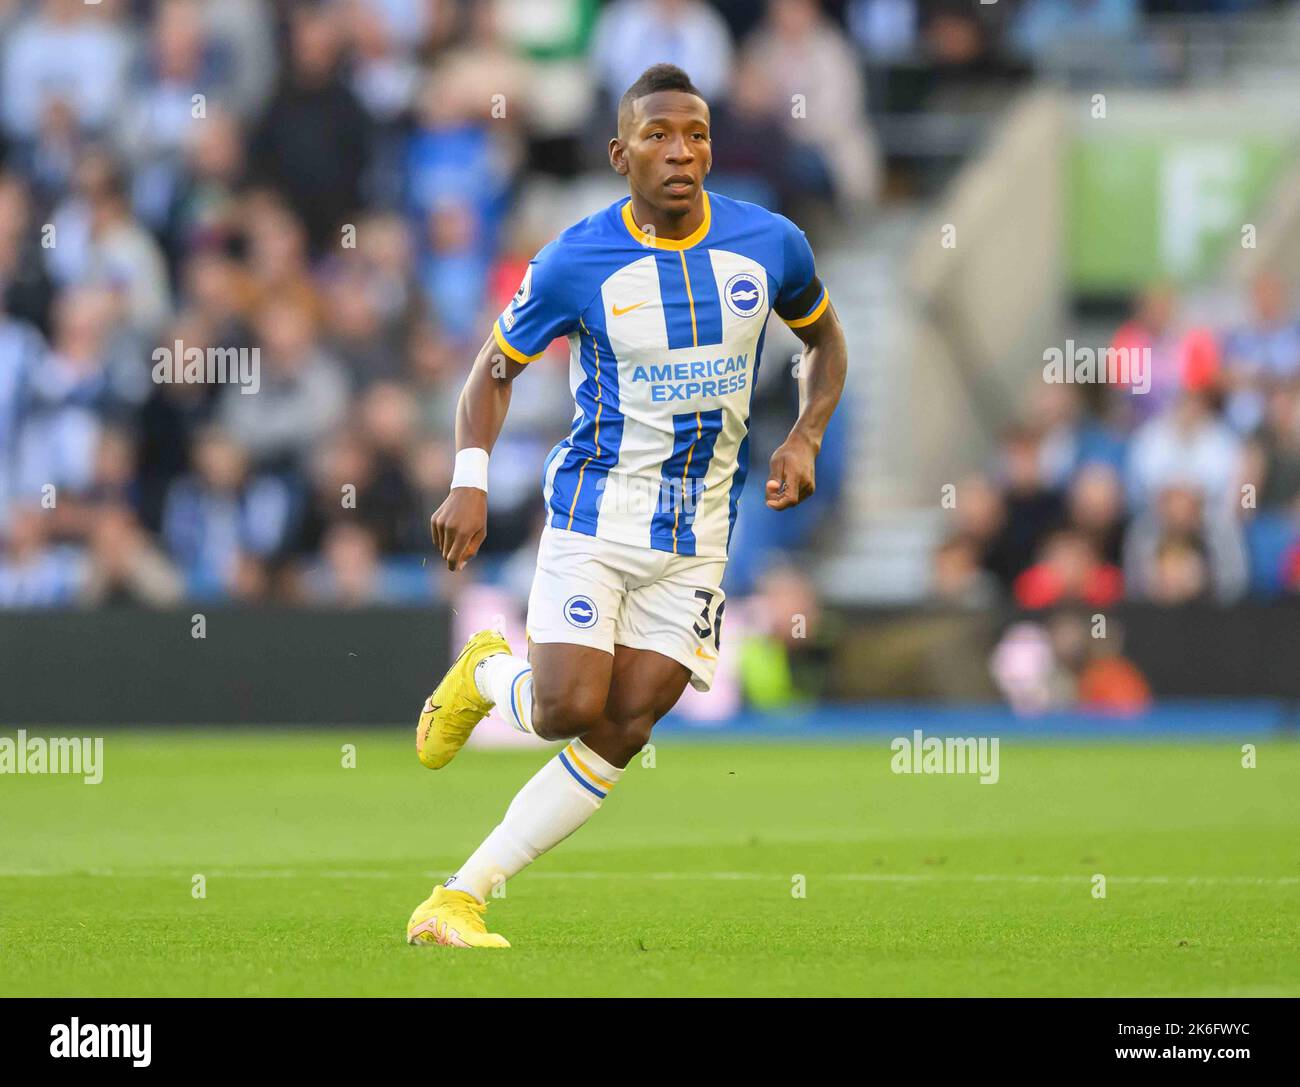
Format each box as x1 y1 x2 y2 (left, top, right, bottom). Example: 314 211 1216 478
493 190 829 559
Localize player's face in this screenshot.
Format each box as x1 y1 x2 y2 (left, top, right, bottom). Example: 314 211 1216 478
612 91 712 215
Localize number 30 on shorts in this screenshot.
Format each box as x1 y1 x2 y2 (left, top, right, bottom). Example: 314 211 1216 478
691 590 725 650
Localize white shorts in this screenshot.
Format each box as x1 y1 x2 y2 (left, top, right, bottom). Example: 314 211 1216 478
525 526 728 692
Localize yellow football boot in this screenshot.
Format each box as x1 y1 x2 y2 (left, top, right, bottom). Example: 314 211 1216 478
406 885 510 948
415 628 511 769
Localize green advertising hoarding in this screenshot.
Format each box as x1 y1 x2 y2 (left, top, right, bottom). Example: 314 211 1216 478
1069 133 1290 291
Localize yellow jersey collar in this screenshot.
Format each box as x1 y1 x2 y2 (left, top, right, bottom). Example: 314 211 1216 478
620 190 711 251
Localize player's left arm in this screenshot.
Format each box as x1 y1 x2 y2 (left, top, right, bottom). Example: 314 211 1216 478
766 302 847 511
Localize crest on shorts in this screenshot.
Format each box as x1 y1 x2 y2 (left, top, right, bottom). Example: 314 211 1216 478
563 595 598 629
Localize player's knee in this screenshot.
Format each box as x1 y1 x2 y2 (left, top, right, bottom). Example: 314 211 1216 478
532 686 605 741
606 713 655 767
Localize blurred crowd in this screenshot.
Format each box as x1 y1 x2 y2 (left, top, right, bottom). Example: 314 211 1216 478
934 273 1300 615
0 0 885 611
0 0 1295 619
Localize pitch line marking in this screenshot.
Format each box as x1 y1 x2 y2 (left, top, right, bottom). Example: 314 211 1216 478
0 868 1296 887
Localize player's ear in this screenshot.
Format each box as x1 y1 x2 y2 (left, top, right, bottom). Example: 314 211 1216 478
609 138 629 176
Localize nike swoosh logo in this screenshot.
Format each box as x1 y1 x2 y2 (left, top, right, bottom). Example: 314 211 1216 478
612 301 648 316
694 647 716 660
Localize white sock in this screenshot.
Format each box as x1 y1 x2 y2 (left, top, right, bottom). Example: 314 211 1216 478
445 738 623 901
474 652 534 735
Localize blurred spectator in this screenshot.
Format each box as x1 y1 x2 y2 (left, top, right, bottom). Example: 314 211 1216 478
1110 285 1183 422
202 0 278 120
1010 0 1139 61
117 0 238 231
346 0 423 128
1123 484 1247 603
80 505 184 607
45 155 168 337
738 0 880 212
13 98 84 208
947 472 1006 577
13 286 145 499
847 0 920 63
217 299 349 471
292 391 432 560
355 381 424 551
494 0 599 165
990 620 1064 715
0 309 46 529
1220 273 1300 435
984 426 1065 587
178 250 252 350
321 259 404 388
921 2 1001 69
405 64 518 342
161 426 293 598
335 211 420 349
45 425 140 542
162 108 248 269
354 0 447 52
408 320 462 433
1238 384 1300 596
1282 539 1300 595
1145 534 1211 605
296 429 376 557
736 562 833 708
237 192 322 323
1012 529 1123 610
1243 385 1300 514
135 311 223 530
0 0 132 142
1027 382 1125 487
1065 462 1126 566
1049 610 1151 714
433 1 531 130
250 2 371 252
1126 389 1243 513
708 63 798 210
992 610 1150 715
79 160 173 333
0 504 82 607
1077 646 1152 713
0 171 55 331
300 521 432 605
930 534 1000 608
590 0 734 114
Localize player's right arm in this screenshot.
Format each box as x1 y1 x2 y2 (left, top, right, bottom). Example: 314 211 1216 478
431 241 578 572
430 336 529 572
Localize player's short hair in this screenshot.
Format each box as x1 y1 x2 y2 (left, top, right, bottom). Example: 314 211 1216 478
617 64 706 131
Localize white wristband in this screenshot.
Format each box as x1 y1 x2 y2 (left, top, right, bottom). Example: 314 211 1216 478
451 447 490 493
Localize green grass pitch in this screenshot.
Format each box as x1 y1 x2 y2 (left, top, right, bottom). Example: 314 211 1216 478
1 729 1297 997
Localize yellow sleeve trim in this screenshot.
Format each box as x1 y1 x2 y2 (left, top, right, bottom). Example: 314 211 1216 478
492 321 544 364
783 290 830 329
